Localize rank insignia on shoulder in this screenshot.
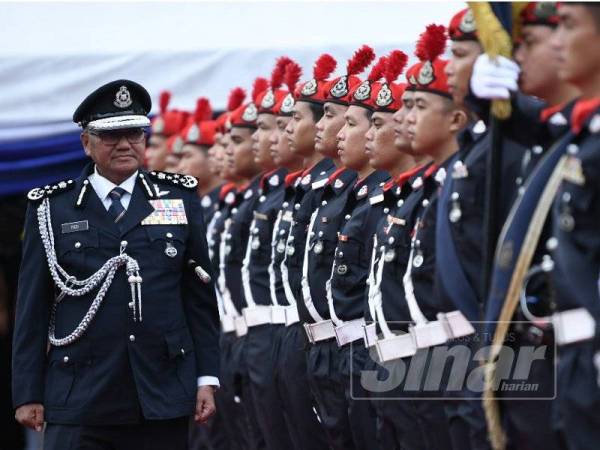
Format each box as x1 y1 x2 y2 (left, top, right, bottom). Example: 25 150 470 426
562 156 585 185
148 171 198 190
28 179 75 202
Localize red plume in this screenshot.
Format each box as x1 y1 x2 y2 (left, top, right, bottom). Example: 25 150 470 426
347 45 376 76
271 56 293 89
252 77 269 103
284 61 303 93
385 50 408 83
194 98 212 122
313 54 337 81
159 91 171 114
227 87 246 112
415 24 447 61
368 56 388 82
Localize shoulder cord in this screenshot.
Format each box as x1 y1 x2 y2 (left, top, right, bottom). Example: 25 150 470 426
37 198 142 346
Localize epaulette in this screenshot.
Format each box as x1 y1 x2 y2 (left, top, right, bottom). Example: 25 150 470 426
147 171 198 190
27 179 75 202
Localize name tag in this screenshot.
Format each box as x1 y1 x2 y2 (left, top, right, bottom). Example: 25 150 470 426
142 199 188 225
61 220 89 234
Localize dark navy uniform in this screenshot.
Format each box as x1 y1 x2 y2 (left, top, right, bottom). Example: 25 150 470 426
13 164 219 426
368 163 453 450
200 183 223 227
273 165 333 450
240 168 296 450
550 101 600 450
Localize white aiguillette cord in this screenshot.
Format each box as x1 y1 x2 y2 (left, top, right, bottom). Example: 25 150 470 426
300 208 326 323
241 218 257 308
268 210 284 307
38 198 142 347
402 218 429 327
217 218 241 317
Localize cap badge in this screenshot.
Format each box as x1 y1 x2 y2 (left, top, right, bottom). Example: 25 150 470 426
353 81 371 101
535 2 557 20
172 136 184 154
113 86 133 109
261 89 275 109
301 79 318 97
459 9 476 33
330 76 349 98
409 74 418 86
376 83 393 107
242 103 258 122
280 93 295 114
187 124 200 142
417 61 435 86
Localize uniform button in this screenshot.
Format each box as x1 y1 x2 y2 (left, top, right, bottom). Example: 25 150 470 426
532 145 543 155
282 202 289 208
63 356 69 363
422 199 429 207
279 229 286 235
338 251 344 258
74 242 81 249
294 204 300 210
321 200 327 206
129 334 135 342
546 237 558 251
232 208 238 214
567 144 579 155
120 240 128 247
383 208 389 214
388 237 395 244
451 192 459 200
166 232 173 238
379 245 385 252
318 231 323 237
397 200 404 207
345 214 351 220
180 348 186 355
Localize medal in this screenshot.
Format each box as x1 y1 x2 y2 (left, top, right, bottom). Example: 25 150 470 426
313 241 323 254
413 253 424 268
384 249 395 262
286 245 295 256
251 236 260 250
449 192 462 223
337 264 348 275
277 240 286 253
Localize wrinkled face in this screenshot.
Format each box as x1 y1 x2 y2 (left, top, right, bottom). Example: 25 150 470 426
252 113 276 170
315 102 347 159
393 91 417 154
270 116 300 169
178 143 211 183
285 101 317 157
365 111 397 171
82 128 146 180
515 25 561 98
552 4 600 89
145 134 168 171
226 127 257 179
445 40 482 106
406 92 455 155
336 105 371 171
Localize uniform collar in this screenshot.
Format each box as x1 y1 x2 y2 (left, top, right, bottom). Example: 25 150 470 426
284 169 303 187
571 97 600 135
88 165 138 203
259 168 286 192
353 170 389 200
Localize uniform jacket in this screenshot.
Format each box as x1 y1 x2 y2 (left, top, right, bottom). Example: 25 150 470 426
12 163 219 425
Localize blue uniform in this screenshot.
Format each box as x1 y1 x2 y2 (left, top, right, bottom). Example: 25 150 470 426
12 164 219 425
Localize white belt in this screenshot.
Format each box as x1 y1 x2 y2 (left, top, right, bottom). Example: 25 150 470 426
335 318 366 347
363 323 378 348
304 319 336 344
234 316 248 337
243 305 272 328
221 314 236 333
285 305 300 326
552 307 596 346
374 311 475 362
271 305 287 325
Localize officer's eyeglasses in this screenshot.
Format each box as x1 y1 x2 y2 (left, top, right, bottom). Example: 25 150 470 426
88 128 147 145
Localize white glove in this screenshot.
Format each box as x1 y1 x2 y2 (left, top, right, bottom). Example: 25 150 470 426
470 54 520 100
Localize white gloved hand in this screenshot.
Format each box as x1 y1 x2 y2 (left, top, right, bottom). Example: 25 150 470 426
470 54 520 100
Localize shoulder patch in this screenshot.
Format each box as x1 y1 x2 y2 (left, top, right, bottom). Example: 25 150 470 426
27 179 75 202
148 171 198 190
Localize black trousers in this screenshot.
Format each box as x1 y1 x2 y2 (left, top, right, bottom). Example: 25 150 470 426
245 324 294 450
274 322 329 450
44 417 188 450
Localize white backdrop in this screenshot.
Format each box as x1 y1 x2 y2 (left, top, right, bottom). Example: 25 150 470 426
0 1 460 137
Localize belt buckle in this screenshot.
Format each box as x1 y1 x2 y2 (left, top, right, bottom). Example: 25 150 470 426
411 321 449 349
363 323 378 348
375 332 416 362
221 315 235 333
271 306 287 324
285 305 300 326
303 322 316 344
440 311 475 339
234 316 248 337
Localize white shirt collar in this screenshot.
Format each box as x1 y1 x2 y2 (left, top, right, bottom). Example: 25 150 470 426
89 166 138 202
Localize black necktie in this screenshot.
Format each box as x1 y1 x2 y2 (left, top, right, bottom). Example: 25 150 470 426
107 187 127 223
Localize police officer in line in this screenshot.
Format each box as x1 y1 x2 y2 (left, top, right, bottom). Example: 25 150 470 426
12 80 220 450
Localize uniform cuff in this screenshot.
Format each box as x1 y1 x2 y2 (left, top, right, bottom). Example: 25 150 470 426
197 376 220 388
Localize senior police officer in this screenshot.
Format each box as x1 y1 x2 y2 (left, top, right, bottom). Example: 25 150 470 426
12 80 220 450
